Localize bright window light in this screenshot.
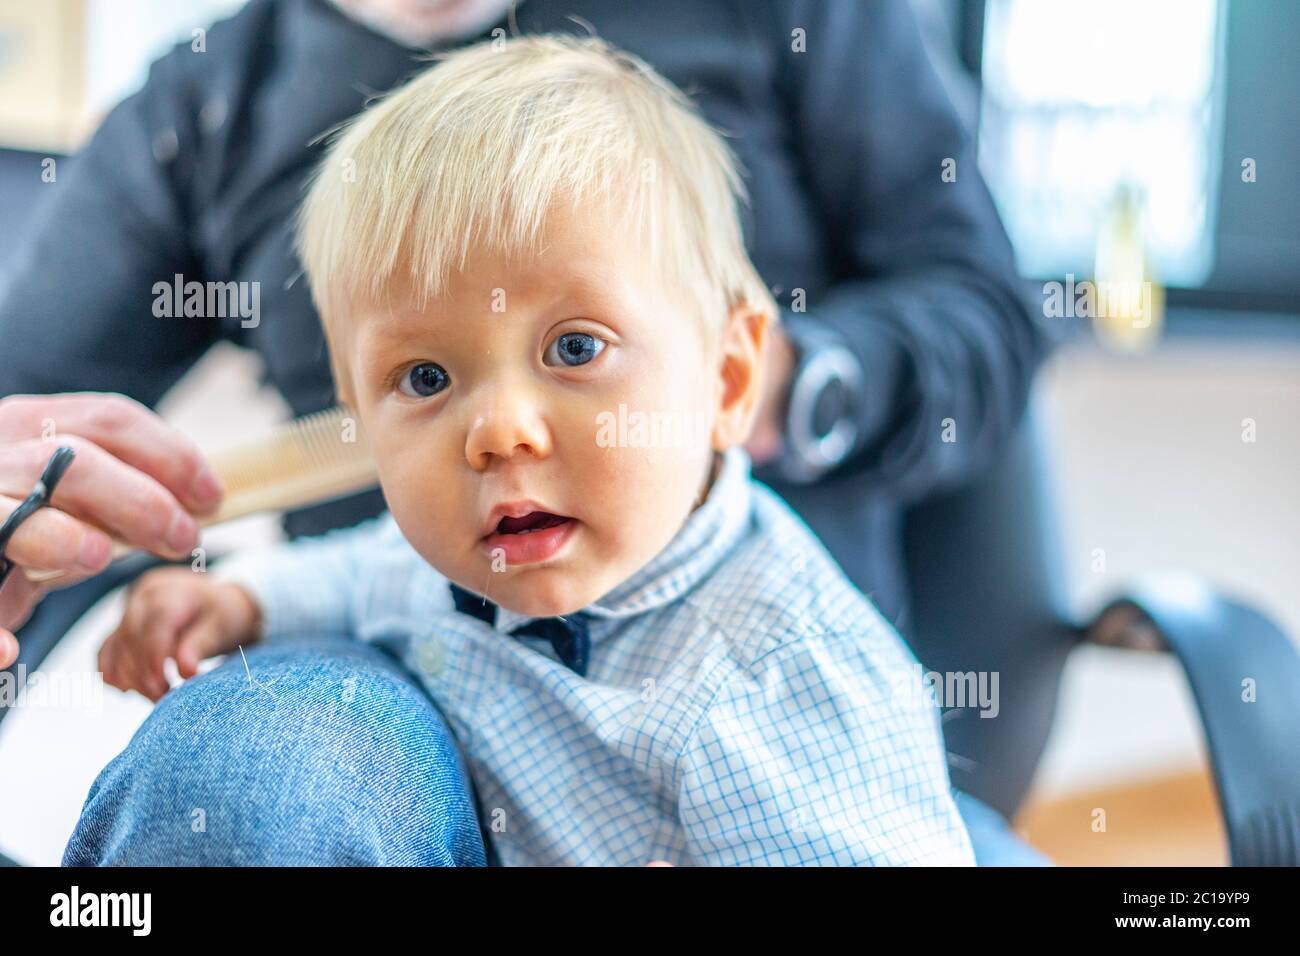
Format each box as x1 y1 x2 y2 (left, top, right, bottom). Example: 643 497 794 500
978 0 1228 286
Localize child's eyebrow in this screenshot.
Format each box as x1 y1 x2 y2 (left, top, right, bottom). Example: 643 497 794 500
353 271 624 352
352 319 444 387
355 307 443 350
560 269 624 306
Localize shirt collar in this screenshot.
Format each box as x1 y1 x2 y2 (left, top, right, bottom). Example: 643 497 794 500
492 446 754 634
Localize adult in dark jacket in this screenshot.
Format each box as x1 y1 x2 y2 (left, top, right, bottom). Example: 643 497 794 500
0 0 1051 868
0 0 1041 676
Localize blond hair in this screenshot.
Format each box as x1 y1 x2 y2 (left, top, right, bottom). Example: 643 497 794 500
297 33 777 407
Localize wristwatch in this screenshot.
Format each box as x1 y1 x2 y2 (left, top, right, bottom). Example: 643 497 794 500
774 321 866 483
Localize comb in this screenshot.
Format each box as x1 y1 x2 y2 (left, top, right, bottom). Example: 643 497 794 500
24 405 379 584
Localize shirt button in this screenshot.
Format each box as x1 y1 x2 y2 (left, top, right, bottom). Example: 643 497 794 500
414 638 445 678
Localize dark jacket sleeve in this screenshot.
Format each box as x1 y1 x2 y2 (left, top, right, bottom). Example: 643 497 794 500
768 0 1048 504
0 45 217 405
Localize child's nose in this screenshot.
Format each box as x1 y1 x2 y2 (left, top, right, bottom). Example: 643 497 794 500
463 388 553 470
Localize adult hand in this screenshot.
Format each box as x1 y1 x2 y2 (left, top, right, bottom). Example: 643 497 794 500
0 393 224 669
744 322 796 466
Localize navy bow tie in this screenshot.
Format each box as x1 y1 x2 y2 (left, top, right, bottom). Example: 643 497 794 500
448 582 591 677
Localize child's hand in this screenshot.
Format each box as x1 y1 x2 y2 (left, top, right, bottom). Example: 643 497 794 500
99 567 262 701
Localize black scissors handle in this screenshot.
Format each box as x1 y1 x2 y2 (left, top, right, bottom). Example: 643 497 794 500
0 445 78 590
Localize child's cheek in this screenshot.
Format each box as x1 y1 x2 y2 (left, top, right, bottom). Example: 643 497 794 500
372 439 461 558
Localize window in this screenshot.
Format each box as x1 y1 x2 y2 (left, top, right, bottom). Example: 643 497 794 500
978 0 1228 287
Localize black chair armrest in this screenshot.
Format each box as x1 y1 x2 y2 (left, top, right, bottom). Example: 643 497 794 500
1085 575 1300 865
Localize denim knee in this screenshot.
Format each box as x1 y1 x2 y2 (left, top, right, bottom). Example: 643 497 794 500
63 636 487 866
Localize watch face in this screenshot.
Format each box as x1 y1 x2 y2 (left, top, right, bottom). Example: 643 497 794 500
811 377 851 439
783 342 865 480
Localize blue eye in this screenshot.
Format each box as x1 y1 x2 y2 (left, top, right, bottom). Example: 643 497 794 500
397 362 449 398
545 332 605 367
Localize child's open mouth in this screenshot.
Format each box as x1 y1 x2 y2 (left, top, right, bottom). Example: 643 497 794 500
495 512 570 535
481 507 578 566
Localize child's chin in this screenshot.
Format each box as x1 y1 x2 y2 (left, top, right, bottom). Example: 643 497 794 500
493 581 587 620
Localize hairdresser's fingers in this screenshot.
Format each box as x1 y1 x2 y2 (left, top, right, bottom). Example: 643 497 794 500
0 627 18 671
745 324 794 466
0 393 223 516
744 418 783 466
0 563 50 636
0 435 203 562
0 491 113 581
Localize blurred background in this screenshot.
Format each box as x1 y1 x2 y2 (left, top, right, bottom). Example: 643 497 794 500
0 0 1296 866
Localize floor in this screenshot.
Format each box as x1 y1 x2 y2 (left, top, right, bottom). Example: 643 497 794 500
2 331 1297 865
1017 767 1228 866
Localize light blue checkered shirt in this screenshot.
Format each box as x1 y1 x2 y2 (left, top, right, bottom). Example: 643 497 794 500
213 446 975 866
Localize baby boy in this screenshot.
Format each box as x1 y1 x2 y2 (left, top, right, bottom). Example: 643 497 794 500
103 34 974 866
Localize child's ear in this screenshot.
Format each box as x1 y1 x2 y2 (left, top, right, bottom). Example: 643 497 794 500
711 300 771 450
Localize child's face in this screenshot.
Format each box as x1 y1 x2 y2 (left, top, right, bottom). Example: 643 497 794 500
345 200 766 617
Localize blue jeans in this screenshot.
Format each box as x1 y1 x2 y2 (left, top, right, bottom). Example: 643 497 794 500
63 636 489 866
63 637 1048 866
